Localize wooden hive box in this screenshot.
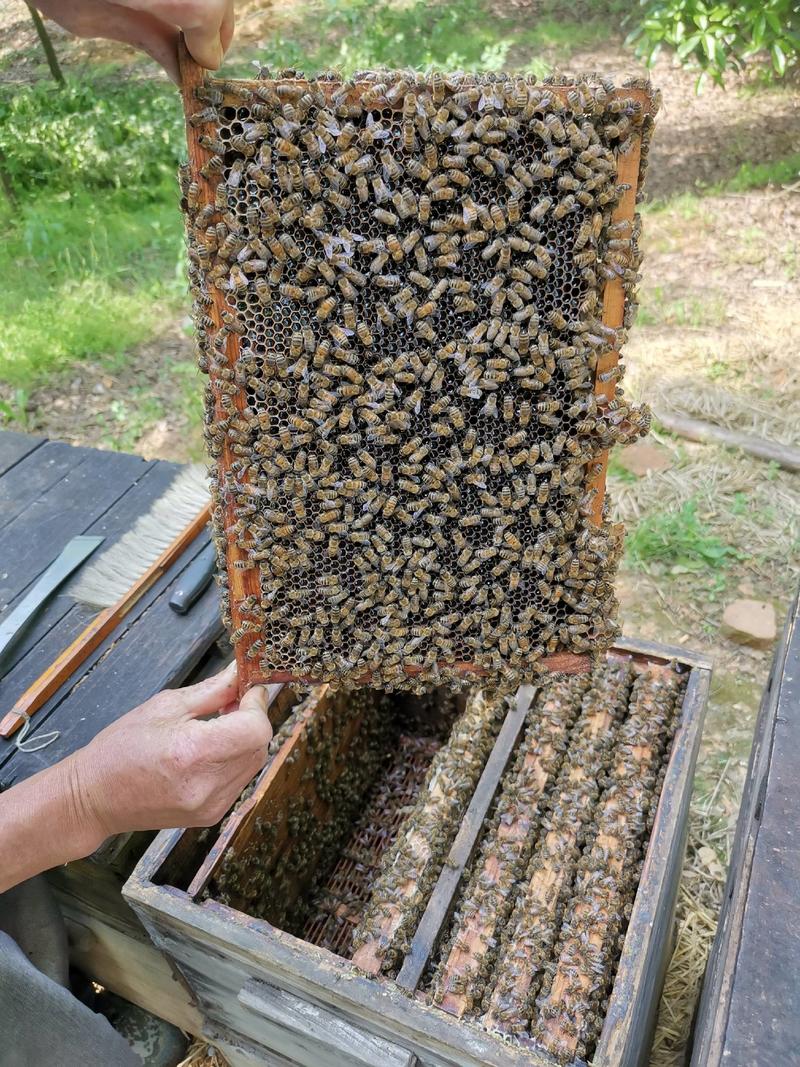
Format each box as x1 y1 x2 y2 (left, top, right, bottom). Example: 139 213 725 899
124 636 710 1067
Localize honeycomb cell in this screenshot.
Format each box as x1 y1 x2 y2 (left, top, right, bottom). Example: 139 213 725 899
183 70 657 691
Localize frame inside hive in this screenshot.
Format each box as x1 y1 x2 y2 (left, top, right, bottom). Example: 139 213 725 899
179 48 658 692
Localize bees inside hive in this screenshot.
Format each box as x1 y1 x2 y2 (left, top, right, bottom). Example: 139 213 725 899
202 656 686 1067
206 686 478 932
426 659 685 1065
181 67 659 691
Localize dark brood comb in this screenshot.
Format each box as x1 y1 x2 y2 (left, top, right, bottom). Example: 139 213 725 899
177 41 658 693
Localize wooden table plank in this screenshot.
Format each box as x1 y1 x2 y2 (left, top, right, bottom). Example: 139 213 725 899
691 589 800 1066
0 536 222 779
0 461 181 684
0 440 93 533
0 448 153 612
0 430 45 478
2 549 222 780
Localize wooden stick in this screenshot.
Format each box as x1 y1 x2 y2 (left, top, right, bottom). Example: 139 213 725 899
395 685 536 992
0 505 210 738
654 408 800 472
178 37 260 694
586 139 643 527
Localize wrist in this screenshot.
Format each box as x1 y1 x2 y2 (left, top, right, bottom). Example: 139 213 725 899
55 749 114 855
0 754 108 893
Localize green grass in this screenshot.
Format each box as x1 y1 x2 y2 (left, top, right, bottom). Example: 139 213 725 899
713 150 800 193
626 499 738 572
607 454 640 483
0 184 185 387
644 192 716 220
638 287 727 328
0 73 186 391
645 151 800 220
226 0 618 79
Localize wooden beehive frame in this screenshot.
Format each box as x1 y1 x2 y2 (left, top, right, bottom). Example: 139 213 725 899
126 636 711 1067
179 45 657 692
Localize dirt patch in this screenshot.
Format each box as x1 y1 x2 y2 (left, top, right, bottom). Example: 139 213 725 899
13 318 204 462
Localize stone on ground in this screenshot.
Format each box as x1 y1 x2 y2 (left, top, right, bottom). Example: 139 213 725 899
617 442 672 477
721 599 777 647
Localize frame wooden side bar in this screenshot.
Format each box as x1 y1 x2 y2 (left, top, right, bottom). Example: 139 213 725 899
179 40 261 689
586 141 643 527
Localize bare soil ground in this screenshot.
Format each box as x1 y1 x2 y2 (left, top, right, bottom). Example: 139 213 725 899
2 6 799 1066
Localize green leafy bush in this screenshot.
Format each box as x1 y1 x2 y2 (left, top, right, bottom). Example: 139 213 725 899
0 77 183 198
627 0 800 84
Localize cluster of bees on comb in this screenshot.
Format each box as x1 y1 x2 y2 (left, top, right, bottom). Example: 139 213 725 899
422 663 683 1065
210 687 396 926
182 67 658 690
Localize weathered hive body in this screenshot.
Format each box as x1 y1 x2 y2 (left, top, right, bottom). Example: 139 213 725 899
126 639 711 1067
180 64 658 690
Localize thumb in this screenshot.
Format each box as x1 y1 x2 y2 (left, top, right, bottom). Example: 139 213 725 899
176 660 239 719
205 685 273 759
183 26 222 71
239 684 270 716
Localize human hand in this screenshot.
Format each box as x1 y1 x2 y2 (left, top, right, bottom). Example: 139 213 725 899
68 660 271 841
35 0 234 83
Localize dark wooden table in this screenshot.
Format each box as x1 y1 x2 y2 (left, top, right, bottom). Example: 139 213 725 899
692 588 800 1066
0 429 224 785
0 429 225 1031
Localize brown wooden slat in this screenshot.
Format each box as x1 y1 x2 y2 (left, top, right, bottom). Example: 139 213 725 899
395 685 536 991
178 39 257 697
585 139 643 526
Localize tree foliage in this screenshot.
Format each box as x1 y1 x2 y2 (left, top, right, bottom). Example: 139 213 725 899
627 0 800 84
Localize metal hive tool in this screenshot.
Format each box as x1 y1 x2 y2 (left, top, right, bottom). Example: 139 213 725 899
179 45 659 692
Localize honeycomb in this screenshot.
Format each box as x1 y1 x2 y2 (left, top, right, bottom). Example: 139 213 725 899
181 68 658 691
301 733 445 957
